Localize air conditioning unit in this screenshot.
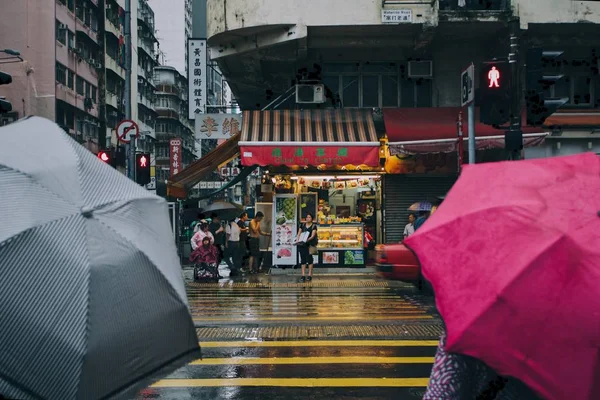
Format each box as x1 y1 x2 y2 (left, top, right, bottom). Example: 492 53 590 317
95 62 102 69
58 23 68 30
408 60 433 78
295 84 325 104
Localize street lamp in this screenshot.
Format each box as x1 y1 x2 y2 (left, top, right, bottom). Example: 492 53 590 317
0 49 23 64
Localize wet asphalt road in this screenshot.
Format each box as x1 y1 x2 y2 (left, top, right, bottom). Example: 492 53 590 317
137 268 442 399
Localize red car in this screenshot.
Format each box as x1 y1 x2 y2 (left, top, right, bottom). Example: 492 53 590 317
375 242 431 292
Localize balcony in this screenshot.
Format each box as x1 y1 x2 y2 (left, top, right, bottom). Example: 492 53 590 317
105 91 119 110
105 54 126 80
56 83 99 118
138 120 156 139
105 18 122 39
75 21 99 44
137 37 155 58
156 109 180 120
155 84 181 98
138 92 154 111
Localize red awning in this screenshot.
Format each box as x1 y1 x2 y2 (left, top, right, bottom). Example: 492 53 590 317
239 109 380 167
384 107 546 153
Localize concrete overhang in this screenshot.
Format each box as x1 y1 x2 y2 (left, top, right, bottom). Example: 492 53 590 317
209 24 307 60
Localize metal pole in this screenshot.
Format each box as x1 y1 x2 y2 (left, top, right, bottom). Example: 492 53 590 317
468 101 475 164
125 0 134 179
508 19 522 160
457 111 464 172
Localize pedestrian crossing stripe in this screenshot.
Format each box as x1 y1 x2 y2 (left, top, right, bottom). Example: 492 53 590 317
152 378 429 388
190 356 435 365
199 340 439 347
194 315 433 322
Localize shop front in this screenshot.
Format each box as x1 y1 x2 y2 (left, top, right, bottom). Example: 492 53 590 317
239 109 384 268
381 107 548 243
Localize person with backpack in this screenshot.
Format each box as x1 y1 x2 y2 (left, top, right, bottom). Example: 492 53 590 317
295 212 318 282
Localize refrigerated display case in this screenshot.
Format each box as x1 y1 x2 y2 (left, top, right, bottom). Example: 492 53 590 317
317 224 365 267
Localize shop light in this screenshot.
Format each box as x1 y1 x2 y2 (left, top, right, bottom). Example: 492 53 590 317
291 175 381 180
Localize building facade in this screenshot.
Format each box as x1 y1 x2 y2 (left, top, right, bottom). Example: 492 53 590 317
204 0 600 242
0 0 161 161
149 0 192 76
153 66 196 185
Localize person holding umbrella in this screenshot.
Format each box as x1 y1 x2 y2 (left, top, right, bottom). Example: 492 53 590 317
406 153 600 400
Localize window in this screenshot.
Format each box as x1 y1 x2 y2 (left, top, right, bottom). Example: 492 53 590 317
540 53 595 108
85 82 93 99
362 75 379 107
56 21 67 45
68 31 75 49
342 76 359 107
76 77 85 96
382 75 399 107
91 86 97 103
67 70 75 90
56 63 67 85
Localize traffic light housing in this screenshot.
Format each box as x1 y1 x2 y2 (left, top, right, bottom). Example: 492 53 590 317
525 48 569 126
135 153 151 185
479 61 511 126
0 71 13 113
97 151 111 164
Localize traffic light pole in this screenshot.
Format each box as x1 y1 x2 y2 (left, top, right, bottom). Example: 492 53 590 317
508 19 522 160
124 0 135 180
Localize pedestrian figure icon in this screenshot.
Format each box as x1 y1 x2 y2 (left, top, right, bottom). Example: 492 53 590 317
488 66 500 88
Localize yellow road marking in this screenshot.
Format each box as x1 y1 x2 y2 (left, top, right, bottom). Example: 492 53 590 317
190 356 435 365
194 315 432 322
199 340 439 347
152 378 429 388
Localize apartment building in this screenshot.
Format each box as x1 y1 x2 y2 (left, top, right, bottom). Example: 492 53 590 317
0 0 163 166
153 65 196 185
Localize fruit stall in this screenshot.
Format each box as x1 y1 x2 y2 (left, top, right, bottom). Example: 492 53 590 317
267 174 380 268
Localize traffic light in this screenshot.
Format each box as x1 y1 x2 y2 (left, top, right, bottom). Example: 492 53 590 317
479 61 511 126
0 71 13 113
135 153 151 185
525 48 569 126
97 151 110 163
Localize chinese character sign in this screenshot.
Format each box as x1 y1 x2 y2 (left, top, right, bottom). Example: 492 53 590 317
169 138 183 177
188 39 207 119
194 113 243 139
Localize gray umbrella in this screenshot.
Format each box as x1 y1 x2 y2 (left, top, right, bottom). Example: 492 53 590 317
0 117 201 400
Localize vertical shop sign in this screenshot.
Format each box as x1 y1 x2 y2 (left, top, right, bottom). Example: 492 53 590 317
169 138 182 177
188 39 207 119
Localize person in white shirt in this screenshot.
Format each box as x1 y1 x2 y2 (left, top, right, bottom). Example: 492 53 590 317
191 221 214 250
403 213 416 240
224 218 243 276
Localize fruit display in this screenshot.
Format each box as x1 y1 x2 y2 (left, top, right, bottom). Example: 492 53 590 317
276 197 296 222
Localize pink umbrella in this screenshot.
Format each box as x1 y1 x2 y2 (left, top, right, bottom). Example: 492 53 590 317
404 153 600 400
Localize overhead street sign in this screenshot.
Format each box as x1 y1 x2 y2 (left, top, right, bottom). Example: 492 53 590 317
116 119 139 144
461 63 475 107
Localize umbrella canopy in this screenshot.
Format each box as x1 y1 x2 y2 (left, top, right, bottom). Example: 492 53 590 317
0 117 201 400
404 153 600 400
202 201 243 221
407 201 433 212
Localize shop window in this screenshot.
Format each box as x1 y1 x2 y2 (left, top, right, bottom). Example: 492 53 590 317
342 76 359 107
362 75 379 108
56 63 67 86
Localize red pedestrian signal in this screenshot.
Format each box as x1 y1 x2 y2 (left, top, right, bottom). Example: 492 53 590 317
135 153 151 185
97 151 110 163
488 66 501 88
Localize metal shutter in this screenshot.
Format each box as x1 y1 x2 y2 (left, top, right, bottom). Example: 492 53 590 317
382 175 458 244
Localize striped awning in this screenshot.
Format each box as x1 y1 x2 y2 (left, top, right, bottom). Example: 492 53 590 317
239 109 379 145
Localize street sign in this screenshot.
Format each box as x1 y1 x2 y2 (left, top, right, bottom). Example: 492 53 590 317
461 63 475 107
116 119 139 144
